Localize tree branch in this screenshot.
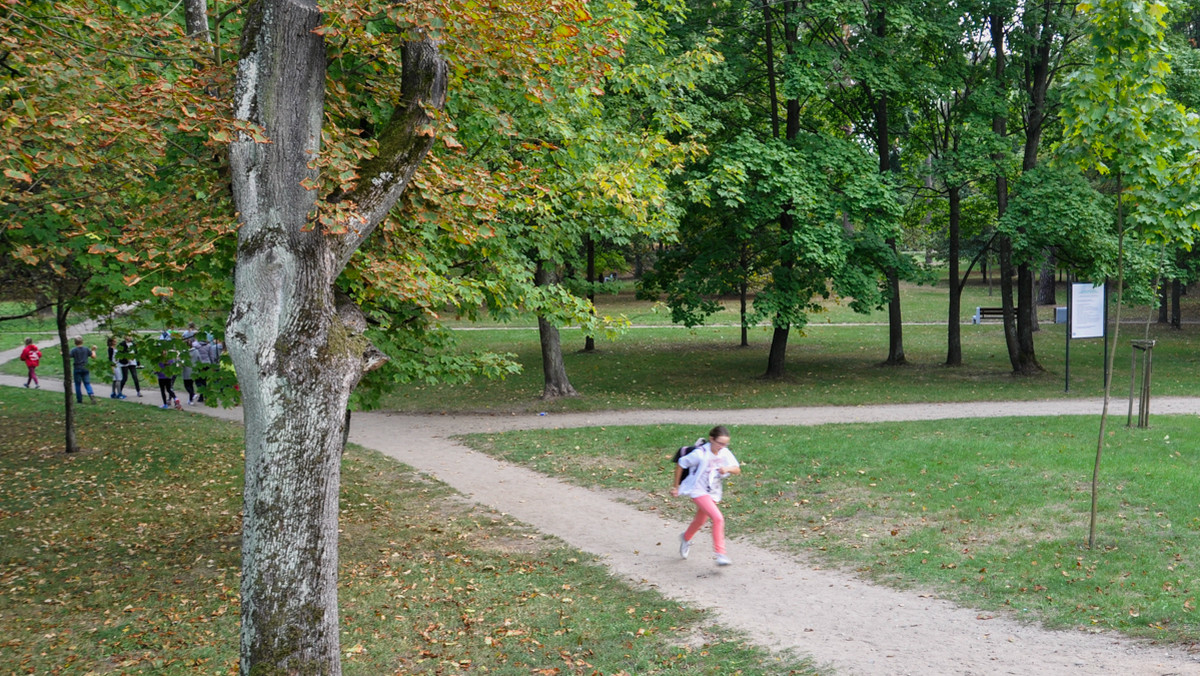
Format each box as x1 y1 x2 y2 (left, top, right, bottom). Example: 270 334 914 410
331 35 448 272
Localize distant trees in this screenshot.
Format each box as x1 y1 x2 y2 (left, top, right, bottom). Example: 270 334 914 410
640 0 1200 378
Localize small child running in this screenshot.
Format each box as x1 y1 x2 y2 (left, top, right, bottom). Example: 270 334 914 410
671 425 741 566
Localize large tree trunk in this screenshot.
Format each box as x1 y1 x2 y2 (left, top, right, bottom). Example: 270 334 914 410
227 1 446 672
535 262 578 398
56 296 78 454
946 186 962 367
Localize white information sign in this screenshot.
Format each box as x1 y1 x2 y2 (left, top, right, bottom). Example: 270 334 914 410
1070 283 1106 339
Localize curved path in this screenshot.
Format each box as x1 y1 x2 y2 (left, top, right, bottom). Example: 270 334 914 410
3 340 1199 673
351 401 1200 676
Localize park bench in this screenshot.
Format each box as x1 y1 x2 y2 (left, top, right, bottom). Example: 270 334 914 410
972 306 1017 324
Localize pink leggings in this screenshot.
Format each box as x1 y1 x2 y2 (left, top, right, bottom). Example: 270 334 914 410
26 365 38 385
684 494 725 555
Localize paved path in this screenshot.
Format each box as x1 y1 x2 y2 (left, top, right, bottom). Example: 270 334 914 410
4 340 1200 674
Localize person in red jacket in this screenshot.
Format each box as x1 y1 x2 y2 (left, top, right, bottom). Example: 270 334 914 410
19 338 41 389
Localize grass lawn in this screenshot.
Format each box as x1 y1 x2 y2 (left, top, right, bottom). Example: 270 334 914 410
376 274 1200 414
379 319 1200 414
462 416 1200 645
0 302 58 352
0 389 814 675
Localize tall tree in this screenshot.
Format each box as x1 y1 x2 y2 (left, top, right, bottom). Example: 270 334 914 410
2 0 233 450
904 2 998 366
224 0 667 668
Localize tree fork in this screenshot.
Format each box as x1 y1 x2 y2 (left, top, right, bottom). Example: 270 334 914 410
227 0 446 672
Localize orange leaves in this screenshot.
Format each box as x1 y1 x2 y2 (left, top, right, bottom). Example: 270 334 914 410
12 243 39 265
312 201 368 237
3 168 32 183
554 24 580 38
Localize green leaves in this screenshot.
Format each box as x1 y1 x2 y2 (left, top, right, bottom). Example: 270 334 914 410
1061 0 1200 246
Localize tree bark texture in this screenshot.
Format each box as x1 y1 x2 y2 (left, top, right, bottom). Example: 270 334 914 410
535 262 578 398
183 0 211 41
227 1 446 673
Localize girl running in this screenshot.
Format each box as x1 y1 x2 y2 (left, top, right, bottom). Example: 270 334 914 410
671 425 741 566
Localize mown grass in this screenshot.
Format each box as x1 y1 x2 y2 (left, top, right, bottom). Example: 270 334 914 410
381 274 1200 414
463 416 1200 645
0 389 814 675
381 318 1200 414
0 302 57 352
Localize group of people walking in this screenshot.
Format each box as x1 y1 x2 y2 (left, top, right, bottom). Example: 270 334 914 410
20 324 222 409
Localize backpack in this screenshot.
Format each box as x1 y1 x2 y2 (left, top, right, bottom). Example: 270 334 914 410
671 439 706 483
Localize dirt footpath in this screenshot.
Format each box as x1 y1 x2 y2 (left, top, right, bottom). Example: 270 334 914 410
353 402 1200 676
4 342 1199 675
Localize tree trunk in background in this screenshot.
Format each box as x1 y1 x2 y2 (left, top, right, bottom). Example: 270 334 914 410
56 296 78 454
1019 263 1042 345
1037 251 1056 304
998 240 1019 371
1011 4 1052 371
763 4 797 378
536 262 578 398
991 13 1020 373
1172 279 1182 328
227 1 446 671
946 186 962 367
739 280 749 347
1159 283 1169 323
875 8 905 366
765 325 790 377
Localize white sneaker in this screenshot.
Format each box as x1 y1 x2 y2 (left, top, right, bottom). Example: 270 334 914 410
715 554 732 566
678 532 690 560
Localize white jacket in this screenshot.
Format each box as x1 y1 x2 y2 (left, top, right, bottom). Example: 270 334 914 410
677 443 739 502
